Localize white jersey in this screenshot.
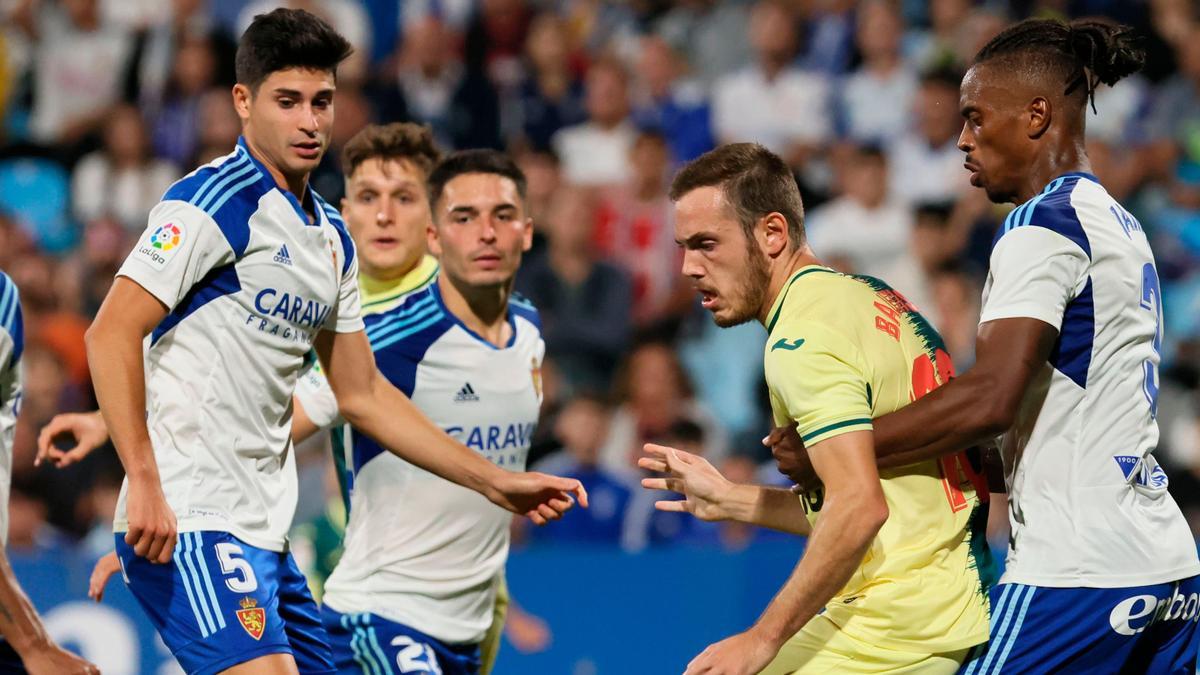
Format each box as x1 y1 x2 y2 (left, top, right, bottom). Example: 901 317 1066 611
114 138 363 552
296 281 544 645
0 272 23 545
981 171 1200 588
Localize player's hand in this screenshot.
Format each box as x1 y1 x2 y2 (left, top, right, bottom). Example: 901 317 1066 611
504 604 552 653
20 643 100 675
764 422 818 489
685 629 779 675
638 444 733 522
490 472 589 525
125 478 177 563
88 551 122 602
35 411 109 468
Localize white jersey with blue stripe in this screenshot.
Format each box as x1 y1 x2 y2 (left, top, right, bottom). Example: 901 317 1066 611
113 137 364 552
309 281 544 645
981 171 1200 588
0 272 23 546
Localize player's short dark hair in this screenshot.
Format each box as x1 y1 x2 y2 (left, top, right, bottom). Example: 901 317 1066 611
669 143 805 249
235 8 354 92
427 150 527 212
341 123 442 181
920 65 963 92
973 18 1145 113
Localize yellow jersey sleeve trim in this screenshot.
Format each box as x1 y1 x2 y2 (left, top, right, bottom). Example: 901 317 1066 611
801 417 873 445
765 265 839 333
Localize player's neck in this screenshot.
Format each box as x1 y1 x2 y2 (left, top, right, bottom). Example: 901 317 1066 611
757 247 822 326
438 271 512 347
242 137 313 218
1015 141 1091 204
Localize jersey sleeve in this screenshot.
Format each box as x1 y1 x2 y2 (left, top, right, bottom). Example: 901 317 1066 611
979 226 1090 327
117 200 236 309
765 324 873 447
325 238 365 334
293 356 344 430
0 274 22 372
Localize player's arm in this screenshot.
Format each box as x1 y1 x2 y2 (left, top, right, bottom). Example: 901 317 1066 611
314 329 586 523
639 445 811 536
684 431 886 675
0 544 99 674
291 357 339 445
86 278 177 562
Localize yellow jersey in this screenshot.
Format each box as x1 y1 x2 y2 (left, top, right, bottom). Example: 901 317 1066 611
358 253 440 313
764 265 995 654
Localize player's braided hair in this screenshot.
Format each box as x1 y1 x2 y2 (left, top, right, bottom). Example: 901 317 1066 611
974 18 1145 114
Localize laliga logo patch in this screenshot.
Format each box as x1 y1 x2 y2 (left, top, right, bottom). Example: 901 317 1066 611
136 222 186 270
236 596 266 640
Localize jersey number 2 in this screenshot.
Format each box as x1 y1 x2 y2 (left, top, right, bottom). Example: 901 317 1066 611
1139 263 1162 417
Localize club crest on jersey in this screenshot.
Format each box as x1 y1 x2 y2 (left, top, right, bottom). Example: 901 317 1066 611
236 596 266 640
136 222 186 270
530 359 542 400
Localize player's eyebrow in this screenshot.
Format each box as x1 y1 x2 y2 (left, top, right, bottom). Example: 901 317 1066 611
272 87 335 98
449 205 479 217
960 104 979 117
676 232 715 248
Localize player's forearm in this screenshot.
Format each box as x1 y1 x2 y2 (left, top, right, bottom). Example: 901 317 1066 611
0 546 52 656
290 398 320 445
751 492 886 646
85 322 158 483
339 377 499 498
721 485 811 535
871 369 1010 470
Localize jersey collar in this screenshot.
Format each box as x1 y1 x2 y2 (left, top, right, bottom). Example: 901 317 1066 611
764 265 837 334
236 136 321 226
359 255 440 309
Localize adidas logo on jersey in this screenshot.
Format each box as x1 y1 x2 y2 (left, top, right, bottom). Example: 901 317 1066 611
273 244 293 266
454 383 479 402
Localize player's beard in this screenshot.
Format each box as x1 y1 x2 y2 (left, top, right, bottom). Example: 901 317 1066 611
714 240 770 328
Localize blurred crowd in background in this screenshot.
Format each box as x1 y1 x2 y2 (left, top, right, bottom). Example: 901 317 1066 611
1 0 1200 575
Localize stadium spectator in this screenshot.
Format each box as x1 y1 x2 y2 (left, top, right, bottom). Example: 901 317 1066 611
806 144 912 277
147 31 222 167
887 67 970 204
631 35 716 164
712 0 832 171
512 12 586 151
552 57 636 187
71 104 179 233
25 0 134 148
838 0 918 144
654 0 753 86
516 185 633 394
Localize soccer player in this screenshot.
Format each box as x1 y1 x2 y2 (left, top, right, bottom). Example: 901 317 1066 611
646 142 992 674
770 18 1200 673
295 149 544 675
84 10 582 674
0 274 98 674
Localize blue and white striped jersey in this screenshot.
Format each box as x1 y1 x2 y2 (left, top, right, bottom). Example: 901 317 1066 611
296 280 544 645
114 137 363 552
982 171 1200 587
0 271 23 545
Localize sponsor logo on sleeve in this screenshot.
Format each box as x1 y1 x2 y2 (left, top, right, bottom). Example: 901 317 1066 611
136 222 186 270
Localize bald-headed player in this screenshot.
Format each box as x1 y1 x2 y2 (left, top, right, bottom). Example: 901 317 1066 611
769 18 1199 673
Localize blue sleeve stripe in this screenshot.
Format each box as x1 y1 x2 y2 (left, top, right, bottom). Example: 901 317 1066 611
369 311 446 354
188 153 250 208
0 276 15 334
151 264 241 344
366 303 443 345
202 172 262 216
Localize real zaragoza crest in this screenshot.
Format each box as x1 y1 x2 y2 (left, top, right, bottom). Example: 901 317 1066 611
236 596 266 640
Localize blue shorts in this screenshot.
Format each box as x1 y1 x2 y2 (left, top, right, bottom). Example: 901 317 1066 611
320 606 481 675
959 576 1200 674
115 531 335 675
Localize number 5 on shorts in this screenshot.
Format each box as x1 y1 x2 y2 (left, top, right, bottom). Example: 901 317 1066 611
215 542 258 593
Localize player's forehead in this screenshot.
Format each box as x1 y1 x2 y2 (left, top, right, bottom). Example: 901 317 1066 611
673 185 740 238
256 67 336 96
440 172 522 212
346 157 427 193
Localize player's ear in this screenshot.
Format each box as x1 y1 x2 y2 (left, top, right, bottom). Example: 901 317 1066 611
521 217 533 252
426 220 442 256
1027 96 1051 139
760 212 789 258
232 84 252 123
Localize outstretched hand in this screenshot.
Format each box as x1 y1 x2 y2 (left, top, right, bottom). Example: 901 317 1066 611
88 551 122 602
638 443 733 522
36 411 109 468
491 472 589 525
